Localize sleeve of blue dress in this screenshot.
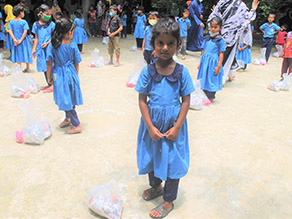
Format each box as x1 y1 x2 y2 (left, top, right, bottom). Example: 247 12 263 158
180 67 195 96
260 23 266 30
7 20 12 30
187 19 191 28
0 12 2 19
218 38 226 52
24 20 29 30
189 2 202 26
73 43 82 64
142 14 146 23
201 39 206 50
135 66 151 94
32 22 37 35
46 43 53 62
74 19 78 26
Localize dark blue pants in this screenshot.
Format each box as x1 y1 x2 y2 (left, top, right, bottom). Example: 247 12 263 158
262 37 274 62
121 26 127 38
148 171 180 202
65 108 80 127
203 90 216 100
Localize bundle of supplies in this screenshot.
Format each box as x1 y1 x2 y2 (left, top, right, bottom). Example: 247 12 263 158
190 80 211 110
268 73 292 92
90 48 104 68
126 56 146 88
253 48 267 65
0 54 12 77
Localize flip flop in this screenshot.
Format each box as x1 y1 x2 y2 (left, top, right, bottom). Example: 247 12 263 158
149 204 174 219
143 188 163 201
60 118 71 128
43 88 53 93
40 85 50 90
107 61 113 65
114 63 120 67
23 69 31 73
66 124 82 134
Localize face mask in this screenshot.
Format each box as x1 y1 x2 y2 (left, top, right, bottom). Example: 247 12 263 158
53 4 57 6
149 20 157 26
209 31 219 37
43 14 51 22
109 11 115 17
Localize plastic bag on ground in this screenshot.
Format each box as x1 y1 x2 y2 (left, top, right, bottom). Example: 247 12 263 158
126 56 146 88
130 45 137 51
267 80 281 92
90 48 104 68
267 73 292 92
88 181 123 219
190 79 211 110
102 36 109 45
273 45 283 58
14 99 51 145
0 54 12 77
10 65 31 98
253 48 267 66
28 77 39 94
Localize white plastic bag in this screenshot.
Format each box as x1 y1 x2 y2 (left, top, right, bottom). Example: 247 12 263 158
28 77 39 94
10 65 31 98
280 73 292 91
0 54 12 77
102 36 109 45
130 45 137 51
273 45 283 58
88 181 123 219
267 80 281 92
126 56 146 87
253 48 266 66
190 80 211 110
14 99 51 145
90 48 104 68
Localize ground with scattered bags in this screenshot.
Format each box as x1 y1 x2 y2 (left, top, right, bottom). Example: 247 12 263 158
0 37 292 218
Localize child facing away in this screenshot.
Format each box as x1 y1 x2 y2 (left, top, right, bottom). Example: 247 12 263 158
260 14 280 62
133 7 146 50
142 11 159 64
107 5 123 67
276 24 288 56
32 4 55 93
197 17 225 103
0 8 5 51
8 5 32 72
178 9 191 60
135 18 195 218
236 24 253 71
73 9 88 54
120 11 127 38
280 31 292 78
46 18 83 134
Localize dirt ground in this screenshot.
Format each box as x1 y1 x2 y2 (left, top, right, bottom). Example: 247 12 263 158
0 36 292 219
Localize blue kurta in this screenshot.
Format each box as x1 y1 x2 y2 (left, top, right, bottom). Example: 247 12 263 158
133 14 146 39
135 63 195 181
8 19 32 64
32 21 55 72
197 36 226 92
236 44 252 65
0 12 5 41
187 0 203 51
73 17 88 44
46 42 83 111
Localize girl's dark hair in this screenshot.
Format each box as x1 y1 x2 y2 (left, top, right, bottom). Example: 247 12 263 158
183 9 189 13
13 5 24 17
74 9 83 18
37 4 51 14
150 17 180 48
56 11 63 17
51 18 74 49
148 11 159 18
209 16 223 27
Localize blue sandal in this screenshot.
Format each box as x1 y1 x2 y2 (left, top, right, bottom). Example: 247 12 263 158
149 204 174 218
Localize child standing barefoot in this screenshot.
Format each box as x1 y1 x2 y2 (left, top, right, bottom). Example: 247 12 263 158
73 9 88 54
46 18 83 134
8 5 32 71
197 17 225 103
135 18 194 218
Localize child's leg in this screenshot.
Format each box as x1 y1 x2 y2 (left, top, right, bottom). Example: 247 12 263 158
77 44 83 52
124 26 127 38
0 40 3 50
26 63 30 71
108 38 114 64
114 37 120 65
262 38 273 62
281 58 292 78
143 171 163 200
203 90 216 101
65 107 82 134
181 37 187 59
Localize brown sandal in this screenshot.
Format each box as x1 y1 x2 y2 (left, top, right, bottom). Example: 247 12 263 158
143 188 163 201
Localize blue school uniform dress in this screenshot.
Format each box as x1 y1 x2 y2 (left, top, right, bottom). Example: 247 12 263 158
73 18 88 44
236 44 252 65
197 36 226 92
32 21 55 72
46 42 83 111
8 19 32 64
0 13 6 42
133 14 146 39
135 63 195 181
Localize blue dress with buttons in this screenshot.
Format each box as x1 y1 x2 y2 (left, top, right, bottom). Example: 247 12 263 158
46 42 83 111
73 18 88 44
135 63 195 181
32 21 55 72
133 14 146 39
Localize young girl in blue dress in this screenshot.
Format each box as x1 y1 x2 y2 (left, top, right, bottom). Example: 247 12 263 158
32 4 55 93
8 5 32 71
236 25 252 71
73 9 88 53
135 18 195 218
46 18 83 134
0 9 5 51
197 17 225 103
133 7 146 50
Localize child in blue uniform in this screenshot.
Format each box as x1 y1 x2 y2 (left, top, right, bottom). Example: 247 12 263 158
4 5 15 54
120 11 127 38
133 7 146 50
178 9 191 60
236 25 252 71
73 9 88 53
46 18 83 134
142 11 159 64
197 17 225 103
8 5 32 71
135 18 195 218
32 4 55 93
0 10 5 51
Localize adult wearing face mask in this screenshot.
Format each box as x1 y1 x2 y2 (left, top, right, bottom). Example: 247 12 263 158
51 0 61 21
187 0 204 52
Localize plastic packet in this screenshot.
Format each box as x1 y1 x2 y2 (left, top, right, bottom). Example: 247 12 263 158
190 79 211 110
253 48 267 65
272 45 283 58
14 99 51 145
88 181 123 219
28 77 39 94
10 65 31 98
90 48 104 68
102 36 109 45
126 56 146 87
267 80 281 92
130 46 137 51
0 54 12 77
280 73 292 91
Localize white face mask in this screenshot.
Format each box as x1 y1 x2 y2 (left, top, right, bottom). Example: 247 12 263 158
149 20 157 26
209 31 219 37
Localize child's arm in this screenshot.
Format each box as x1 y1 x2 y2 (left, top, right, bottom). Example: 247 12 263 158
75 63 79 75
18 29 28 44
214 51 224 75
46 60 53 85
32 34 38 57
42 40 51 48
110 24 123 37
8 29 18 46
139 93 163 141
197 49 205 69
142 38 145 52
165 95 190 141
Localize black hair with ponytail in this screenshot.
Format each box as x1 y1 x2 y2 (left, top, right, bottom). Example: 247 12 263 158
13 5 24 17
51 18 74 49
37 4 51 16
74 9 83 18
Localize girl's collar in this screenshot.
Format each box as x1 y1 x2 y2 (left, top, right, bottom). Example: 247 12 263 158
148 63 183 82
36 20 52 28
204 35 223 42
